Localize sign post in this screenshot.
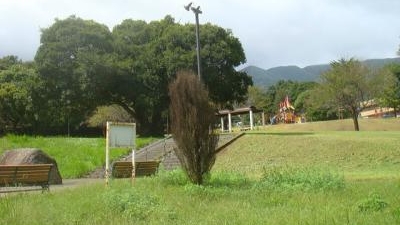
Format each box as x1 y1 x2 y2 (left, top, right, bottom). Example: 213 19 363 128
105 122 136 186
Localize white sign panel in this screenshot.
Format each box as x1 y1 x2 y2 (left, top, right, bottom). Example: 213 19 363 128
109 122 136 148
105 122 136 185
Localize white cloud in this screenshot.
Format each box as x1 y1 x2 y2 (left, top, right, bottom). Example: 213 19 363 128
0 0 399 68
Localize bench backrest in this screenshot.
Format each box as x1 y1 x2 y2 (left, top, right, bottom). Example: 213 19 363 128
0 164 53 186
112 161 160 178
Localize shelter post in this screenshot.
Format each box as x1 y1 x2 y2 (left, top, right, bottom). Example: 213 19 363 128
228 113 232 132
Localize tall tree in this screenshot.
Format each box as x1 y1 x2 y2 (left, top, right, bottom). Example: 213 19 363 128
111 16 251 135
320 58 373 131
169 71 219 185
375 64 400 117
35 16 114 133
0 62 42 132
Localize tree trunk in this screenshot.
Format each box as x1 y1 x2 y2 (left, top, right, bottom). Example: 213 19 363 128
352 113 360 131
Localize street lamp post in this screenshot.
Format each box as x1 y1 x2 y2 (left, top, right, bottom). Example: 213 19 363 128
185 2 202 81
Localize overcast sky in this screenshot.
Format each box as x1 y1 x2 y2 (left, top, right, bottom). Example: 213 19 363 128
0 0 399 69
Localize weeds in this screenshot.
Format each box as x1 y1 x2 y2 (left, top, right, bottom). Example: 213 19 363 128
259 166 345 191
103 188 160 220
357 192 388 212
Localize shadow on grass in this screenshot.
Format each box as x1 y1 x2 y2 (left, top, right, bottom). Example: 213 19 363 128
246 132 315 136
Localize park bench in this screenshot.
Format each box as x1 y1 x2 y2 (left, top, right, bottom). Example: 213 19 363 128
240 126 251 131
0 164 53 193
112 161 160 178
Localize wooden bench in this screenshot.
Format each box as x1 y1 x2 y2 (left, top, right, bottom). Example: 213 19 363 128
0 164 53 193
112 161 160 178
240 127 251 131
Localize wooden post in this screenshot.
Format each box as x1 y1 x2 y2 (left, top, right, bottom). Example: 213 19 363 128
105 122 110 186
220 117 224 132
131 149 135 184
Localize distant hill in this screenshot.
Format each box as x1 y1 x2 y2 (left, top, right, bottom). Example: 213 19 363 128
242 57 400 87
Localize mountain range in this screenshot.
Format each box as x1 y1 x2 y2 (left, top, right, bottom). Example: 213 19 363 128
241 57 400 87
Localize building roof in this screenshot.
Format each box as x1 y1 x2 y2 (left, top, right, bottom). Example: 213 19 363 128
217 106 263 116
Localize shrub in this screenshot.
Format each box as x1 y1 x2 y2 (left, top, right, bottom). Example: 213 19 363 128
357 193 388 212
169 71 219 185
103 189 160 220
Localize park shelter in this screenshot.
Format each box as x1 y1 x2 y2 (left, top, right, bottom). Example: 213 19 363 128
217 106 264 132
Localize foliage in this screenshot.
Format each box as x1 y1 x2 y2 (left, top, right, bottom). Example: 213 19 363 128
0 61 43 133
111 16 251 135
298 88 345 121
246 86 269 110
87 104 134 128
319 58 374 131
261 80 316 117
169 71 219 185
103 188 161 220
0 55 21 70
259 166 345 191
34 15 115 133
357 193 388 212
375 64 400 117
1 16 250 136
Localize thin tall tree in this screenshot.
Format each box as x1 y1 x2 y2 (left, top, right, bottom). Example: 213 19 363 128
169 71 219 185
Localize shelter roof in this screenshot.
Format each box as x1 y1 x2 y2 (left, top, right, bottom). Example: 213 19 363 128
217 106 263 116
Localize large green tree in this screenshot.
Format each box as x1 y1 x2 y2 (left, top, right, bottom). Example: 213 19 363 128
0 59 43 132
375 64 400 117
35 16 115 133
111 16 251 135
319 58 374 131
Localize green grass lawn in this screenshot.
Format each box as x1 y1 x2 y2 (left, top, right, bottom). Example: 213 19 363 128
0 135 158 178
1 119 400 224
214 131 400 180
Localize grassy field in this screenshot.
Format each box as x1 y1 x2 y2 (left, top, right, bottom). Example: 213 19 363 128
0 135 158 178
1 119 400 224
262 118 400 132
214 131 400 180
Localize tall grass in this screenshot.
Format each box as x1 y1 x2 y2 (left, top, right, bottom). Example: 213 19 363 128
1 123 400 224
0 135 158 178
0 171 399 224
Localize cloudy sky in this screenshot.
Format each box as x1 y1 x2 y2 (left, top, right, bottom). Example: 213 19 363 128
0 0 399 69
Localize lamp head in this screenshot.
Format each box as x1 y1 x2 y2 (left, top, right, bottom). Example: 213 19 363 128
191 6 202 14
184 2 192 11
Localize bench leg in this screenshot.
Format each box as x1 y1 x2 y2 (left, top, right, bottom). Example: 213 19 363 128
41 184 50 193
